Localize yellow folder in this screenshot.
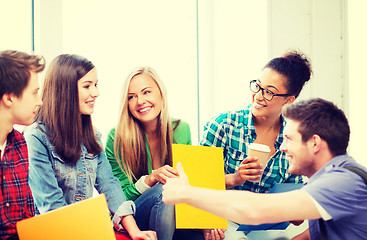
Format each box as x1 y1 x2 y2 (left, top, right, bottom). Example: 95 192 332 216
17 194 116 240
172 144 228 229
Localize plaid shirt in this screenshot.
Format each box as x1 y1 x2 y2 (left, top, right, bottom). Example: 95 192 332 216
200 104 303 193
1 130 35 239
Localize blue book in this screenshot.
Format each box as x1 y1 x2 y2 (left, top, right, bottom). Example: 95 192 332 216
237 183 304 231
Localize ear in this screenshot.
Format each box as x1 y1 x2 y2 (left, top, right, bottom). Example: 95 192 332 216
283 96 295 106
308 134 322 154
1 93 15 107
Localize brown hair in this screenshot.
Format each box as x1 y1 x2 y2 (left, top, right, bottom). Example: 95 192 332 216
283 98 350 156
0 50 45 98
37 54 101 163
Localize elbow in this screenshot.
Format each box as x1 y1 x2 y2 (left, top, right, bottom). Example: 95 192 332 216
235 204 269 225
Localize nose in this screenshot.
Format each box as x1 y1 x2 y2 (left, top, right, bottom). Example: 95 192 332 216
279 141 286 153
91 85 100 98
254 89 265 101
137 95 145 105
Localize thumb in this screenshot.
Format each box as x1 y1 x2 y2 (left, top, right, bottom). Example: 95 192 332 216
176 162 187 178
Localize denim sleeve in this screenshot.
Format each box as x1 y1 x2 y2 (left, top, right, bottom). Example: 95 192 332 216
94 149 135 217
24 127 68 213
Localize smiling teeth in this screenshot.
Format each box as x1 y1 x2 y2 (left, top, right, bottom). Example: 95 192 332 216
139 107 151 113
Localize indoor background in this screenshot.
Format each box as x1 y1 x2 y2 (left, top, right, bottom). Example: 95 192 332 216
1 0 366 166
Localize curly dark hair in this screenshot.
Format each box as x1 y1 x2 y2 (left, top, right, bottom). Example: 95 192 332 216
264 50 312 98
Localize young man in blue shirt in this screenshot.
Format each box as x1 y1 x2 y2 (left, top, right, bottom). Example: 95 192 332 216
163 98 367 240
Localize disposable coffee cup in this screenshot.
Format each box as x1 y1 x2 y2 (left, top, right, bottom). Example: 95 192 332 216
247 143 271 182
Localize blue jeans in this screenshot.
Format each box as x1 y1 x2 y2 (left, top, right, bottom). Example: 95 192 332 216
134 183 204 240
134 183 175 240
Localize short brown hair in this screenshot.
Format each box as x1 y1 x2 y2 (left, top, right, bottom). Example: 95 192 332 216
0 50 45 98
283 98 350 156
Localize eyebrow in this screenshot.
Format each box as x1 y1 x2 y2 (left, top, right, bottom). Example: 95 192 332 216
257 79 280 92
128 86 152 95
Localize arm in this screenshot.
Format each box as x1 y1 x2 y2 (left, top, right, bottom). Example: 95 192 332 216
105 129 142 201
163 163 321 225
24 128 68 213
121 215 157 240
106 129 178 198
100 139 158 239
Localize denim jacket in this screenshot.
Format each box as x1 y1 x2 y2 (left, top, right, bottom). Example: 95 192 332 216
24 122 135 230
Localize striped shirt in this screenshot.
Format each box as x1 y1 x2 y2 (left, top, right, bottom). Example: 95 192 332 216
1 130 35 239
200 104 303 193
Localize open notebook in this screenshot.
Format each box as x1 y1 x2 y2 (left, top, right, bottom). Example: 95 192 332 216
17 194 116 240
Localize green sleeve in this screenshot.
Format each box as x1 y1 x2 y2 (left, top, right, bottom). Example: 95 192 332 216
105 128 141 201
172 119 192 145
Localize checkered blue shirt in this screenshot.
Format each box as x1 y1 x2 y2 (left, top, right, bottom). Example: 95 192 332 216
200 104 304 193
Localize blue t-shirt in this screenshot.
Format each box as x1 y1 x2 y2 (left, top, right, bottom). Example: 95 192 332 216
302 155 367 240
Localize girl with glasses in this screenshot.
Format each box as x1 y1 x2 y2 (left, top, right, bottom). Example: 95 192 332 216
200 50 312 240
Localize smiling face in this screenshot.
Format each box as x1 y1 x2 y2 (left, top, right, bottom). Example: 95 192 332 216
280 119 316 177
127 73 163 128
78 68 99 115
11 71 43 125
251 68 294 119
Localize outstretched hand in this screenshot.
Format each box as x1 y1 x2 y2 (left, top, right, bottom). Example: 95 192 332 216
162 162 189 205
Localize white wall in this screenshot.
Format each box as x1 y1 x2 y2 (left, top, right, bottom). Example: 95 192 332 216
348 0 367 167
33 0 367 167
198 1 267 139
268 0 346 108
0 0 32 53
36 0 199 144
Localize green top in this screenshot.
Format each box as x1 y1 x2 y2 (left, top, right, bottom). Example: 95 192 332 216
105 119 191 201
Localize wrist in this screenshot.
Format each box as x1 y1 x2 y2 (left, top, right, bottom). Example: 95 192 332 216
225 173 245 189
145 173 157 187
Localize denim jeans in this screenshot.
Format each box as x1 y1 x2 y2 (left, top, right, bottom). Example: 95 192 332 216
133 183 204 240
134 183 175 240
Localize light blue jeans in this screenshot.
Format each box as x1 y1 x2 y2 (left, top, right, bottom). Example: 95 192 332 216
134 183 204 240
134 183 175 240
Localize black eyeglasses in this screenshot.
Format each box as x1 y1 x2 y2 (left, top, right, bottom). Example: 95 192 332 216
249 80 291 101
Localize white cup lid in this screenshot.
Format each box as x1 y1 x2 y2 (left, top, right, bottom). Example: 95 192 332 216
248 143 271 152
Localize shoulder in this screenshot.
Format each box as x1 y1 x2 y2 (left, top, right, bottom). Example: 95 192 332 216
107 128 116 140
304 156 367 196
206 107 250 129
172 118 190 131
93 127 102 141
106 128 117 146
23 122 46 139
8 129 27 148
171 118 191 144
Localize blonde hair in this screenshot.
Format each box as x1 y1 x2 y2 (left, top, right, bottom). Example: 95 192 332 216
114 66 173 183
